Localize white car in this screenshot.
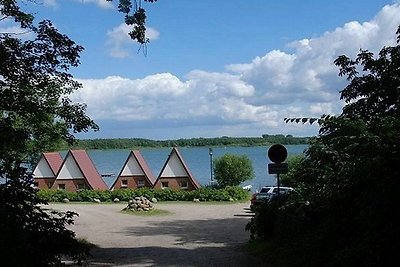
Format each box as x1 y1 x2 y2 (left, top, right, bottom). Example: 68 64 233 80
259 186 294 195
250 186 294 210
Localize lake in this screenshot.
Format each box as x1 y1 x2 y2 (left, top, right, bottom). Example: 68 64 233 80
83 145 308 192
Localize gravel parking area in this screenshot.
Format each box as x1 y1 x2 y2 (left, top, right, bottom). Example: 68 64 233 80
50 202 258 267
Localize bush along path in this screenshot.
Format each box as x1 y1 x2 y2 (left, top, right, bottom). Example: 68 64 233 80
37 186 251 203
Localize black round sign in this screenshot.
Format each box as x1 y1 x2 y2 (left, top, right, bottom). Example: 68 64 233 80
268 144 288 163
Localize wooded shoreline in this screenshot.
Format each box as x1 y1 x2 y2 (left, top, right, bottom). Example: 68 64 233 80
62 134 311 150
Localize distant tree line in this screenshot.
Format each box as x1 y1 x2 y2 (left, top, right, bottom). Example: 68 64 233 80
58 134 311 150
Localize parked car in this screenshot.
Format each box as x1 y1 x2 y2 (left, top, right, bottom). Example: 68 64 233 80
250 186 294 210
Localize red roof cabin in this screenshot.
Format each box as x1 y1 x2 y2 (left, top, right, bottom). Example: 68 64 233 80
33 152 63 189
51 149 108 192
111 150 156 190
153 147 201 191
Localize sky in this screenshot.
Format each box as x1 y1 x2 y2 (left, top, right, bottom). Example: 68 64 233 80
2 0 400 140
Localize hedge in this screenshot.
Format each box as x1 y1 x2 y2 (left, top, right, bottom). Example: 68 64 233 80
36 186 251 202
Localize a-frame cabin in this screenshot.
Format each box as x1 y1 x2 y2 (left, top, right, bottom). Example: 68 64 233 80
111 150 155 190
153 147 201 191
33 152 63 189
51 149 108 191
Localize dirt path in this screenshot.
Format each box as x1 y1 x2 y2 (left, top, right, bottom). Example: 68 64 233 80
50 202 258 267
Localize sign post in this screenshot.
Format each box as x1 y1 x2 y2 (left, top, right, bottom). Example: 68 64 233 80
267 144 288 196
209 148 213 184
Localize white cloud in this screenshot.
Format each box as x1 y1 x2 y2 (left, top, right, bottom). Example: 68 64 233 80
106 23 160 58
0 19 34 38
309 103 334 116
186 70 255 97
43 0 58 8
76 0 114 9
73 3 400 137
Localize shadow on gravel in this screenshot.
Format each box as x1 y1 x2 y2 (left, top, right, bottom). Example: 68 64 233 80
85 217 261 266
87 245 258 267
120 217 249 245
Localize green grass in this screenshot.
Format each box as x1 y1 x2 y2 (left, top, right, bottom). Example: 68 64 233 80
155 199 250 205
120 208 172 216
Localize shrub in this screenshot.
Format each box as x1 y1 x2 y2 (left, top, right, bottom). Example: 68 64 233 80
37 186 250 202
1 179 88 266
224 185 251 200
110 188 136 201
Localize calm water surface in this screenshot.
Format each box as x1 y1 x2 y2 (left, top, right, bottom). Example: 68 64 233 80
84 145 308 191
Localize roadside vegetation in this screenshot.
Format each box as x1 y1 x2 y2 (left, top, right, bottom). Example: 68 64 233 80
37 186 251 203
246 26 400 267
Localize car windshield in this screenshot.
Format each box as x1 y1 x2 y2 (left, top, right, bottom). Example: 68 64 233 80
260 187 272 193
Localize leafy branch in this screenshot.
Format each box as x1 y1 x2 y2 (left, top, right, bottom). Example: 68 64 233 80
108 0 158 45
284 117 321 125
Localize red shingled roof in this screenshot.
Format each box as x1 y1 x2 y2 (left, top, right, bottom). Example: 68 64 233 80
69 150 108 190
132 150 156 184
43 152 63 176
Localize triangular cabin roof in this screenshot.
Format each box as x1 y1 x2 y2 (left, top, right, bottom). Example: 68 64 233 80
111 150 156 189
56 149 108 190
33 152 63 178
156 147 201 189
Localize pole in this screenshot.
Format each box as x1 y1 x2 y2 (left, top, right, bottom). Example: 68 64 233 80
277 173 280 197
209 148 213 184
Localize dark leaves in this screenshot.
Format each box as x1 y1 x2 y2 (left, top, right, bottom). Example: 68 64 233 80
1 4 96 173
284 117 320 125
111 0 158 44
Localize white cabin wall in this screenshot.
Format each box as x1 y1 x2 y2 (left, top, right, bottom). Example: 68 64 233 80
160 153 187 177
33 157 54 178
121 155 144 176
57 155 84 179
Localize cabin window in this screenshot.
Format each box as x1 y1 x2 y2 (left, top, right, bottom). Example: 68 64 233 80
137 179 145 187
161 182 169 189
48 182 52 188
33 182 39 188
180 181 188 189
121 179 128 188
76 183 85 190
58 184 66 190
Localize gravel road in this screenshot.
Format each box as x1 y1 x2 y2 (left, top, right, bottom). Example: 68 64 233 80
49 202 259 267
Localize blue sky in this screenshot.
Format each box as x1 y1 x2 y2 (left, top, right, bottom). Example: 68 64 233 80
2 0 400 140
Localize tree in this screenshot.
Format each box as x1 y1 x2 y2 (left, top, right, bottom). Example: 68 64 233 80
280 155 304 187
109 0 158 45
247 26 400 267
213 154 254 187
1 1 97 265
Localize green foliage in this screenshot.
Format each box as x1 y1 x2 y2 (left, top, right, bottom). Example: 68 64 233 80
0 178 89 266
213 153 254 187
250 26 400 267
37 187 250 202
246 197 288 240
280 155 304 187
107 0 158 45
1 1 98 265
223 185 251 200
